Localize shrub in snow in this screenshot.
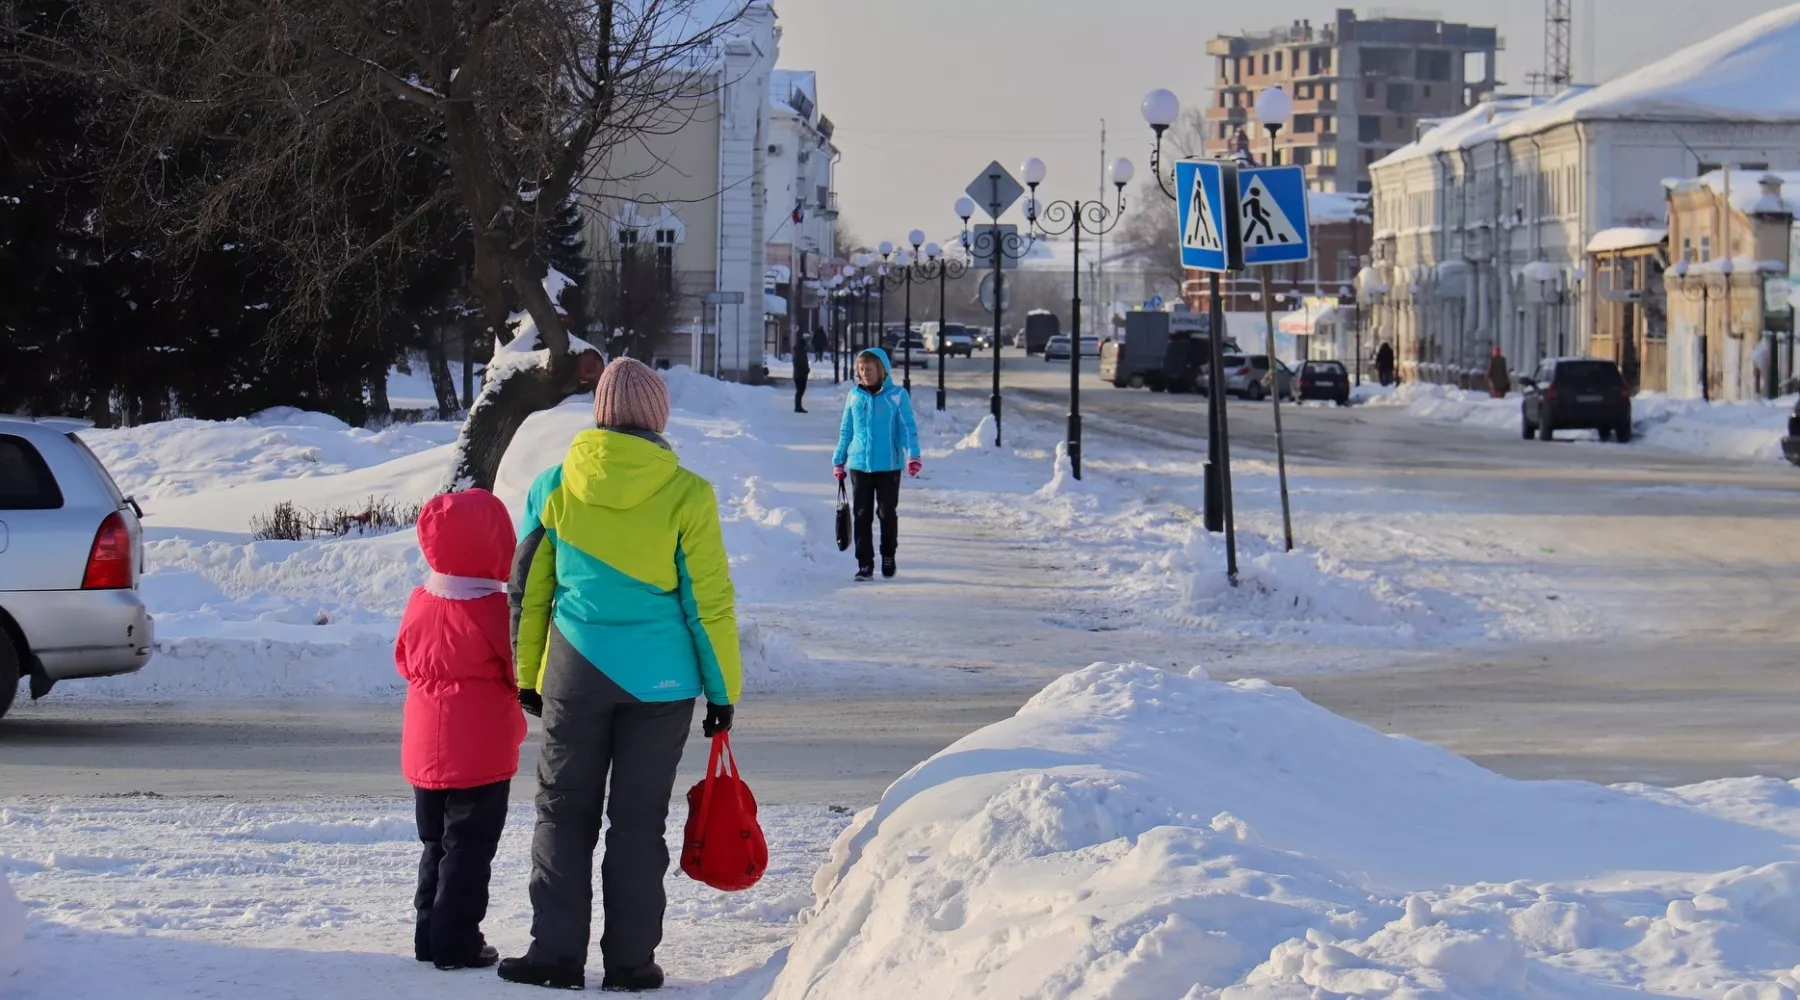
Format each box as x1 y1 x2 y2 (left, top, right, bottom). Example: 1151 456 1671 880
0 868 24 979
247 496 423 542
771 661 1800 1000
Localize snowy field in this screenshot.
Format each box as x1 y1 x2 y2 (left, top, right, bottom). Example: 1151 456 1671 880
6 366 1800 997
1360 381 1795 463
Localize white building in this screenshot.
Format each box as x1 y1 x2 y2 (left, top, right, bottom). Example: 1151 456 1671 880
763 69 840 352
1366 5 1800 383
580 1 777 381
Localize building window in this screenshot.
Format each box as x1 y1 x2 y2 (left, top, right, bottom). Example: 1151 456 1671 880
1358 116 1381 142
1219 91 1229 108
1700 236 1712 262
1275 51 1284 73
1219 123 1230 140
1423 85 1432 98
616 227 640 280
655 229 677 291
1365 81 1377 100
1294 114 1315 134
1325 83 1334 101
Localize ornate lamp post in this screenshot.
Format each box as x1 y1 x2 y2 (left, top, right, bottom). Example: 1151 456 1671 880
956 194 1035 448
926 238 970 411
1672 258 1716 401
881 229 967 397
1021 154 1134 480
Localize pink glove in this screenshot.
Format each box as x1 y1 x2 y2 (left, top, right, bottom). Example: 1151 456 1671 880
833 465 846 482
907 458 923 478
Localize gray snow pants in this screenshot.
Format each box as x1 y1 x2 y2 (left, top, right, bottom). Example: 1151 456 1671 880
526 629 696 970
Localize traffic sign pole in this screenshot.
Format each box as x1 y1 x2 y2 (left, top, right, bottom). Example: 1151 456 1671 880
1177 158 1244 584
1240 161 1311 554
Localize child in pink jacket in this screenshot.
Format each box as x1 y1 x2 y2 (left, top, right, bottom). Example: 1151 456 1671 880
395 489 527 971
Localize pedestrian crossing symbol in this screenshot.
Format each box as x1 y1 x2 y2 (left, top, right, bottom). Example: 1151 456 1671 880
1174 159 1243 273
1236 165 1313 266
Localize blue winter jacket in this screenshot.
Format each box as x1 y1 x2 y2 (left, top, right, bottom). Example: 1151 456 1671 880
833 348 921 473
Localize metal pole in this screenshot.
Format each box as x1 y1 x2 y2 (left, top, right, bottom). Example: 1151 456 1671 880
1208 271 1238 584
992 240 1005 448
903 270 913 392
937 265 949 411
1260 269 1295 551
877 280 887 354
1069 203 1083 480
1701 284 1711 402
833 295 843 383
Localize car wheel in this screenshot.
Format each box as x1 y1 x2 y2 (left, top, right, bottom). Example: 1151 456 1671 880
1538 418 1555 442
0 635 19 721
1249 383 1266 402
1616 421 1634 444
1599 426 1614 442
1127 374 1146 389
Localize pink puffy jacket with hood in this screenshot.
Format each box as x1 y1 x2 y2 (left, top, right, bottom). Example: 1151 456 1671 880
396 489 527 791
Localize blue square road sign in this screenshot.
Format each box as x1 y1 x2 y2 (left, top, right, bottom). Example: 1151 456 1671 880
1175 159 1243 273
1237 165 1313 267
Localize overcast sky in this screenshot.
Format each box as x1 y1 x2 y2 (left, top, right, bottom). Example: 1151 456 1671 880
772 0 1799 247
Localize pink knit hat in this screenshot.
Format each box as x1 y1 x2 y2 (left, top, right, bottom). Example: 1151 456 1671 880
592 357 670 433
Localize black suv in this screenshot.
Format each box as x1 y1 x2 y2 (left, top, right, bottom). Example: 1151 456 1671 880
1294 360 1351 406
1521 358 1632 443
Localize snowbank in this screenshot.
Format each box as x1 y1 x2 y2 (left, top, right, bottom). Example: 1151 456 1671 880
0 868 23 979
1366 381 1794 461
772 662 1800 1000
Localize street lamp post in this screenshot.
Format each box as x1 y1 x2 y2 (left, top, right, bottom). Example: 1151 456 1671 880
1144 86 1237 581
1022 154 1134 481
875 241 894 355
880 232 926 392
1251 86 1297 553
957 194 1034 448
828 274 845 382
1672 258 1715 401
928 239 970 411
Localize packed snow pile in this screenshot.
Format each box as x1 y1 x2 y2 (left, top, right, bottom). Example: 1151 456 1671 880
1367 381 1794 461
771 661 1800 1000
0 867 24 979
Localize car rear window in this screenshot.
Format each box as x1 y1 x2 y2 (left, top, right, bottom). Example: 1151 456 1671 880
1554 362 1624 390
1307 362 1347 375
0 434 65 510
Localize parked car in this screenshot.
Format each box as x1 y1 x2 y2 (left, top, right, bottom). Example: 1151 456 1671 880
1022 311 1060 355
1294 360 1351 406
1520 358 1632 442
0 419 153 719
887 336 933 369
922 323 974 357
1044 335 1100 362
1216 355 1294 400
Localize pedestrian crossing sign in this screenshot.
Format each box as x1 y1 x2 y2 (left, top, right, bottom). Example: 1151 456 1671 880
1175 159 1243 273
1237 165 1312 266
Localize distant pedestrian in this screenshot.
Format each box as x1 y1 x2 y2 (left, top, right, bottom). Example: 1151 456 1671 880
812 328 828 364
396 488 526 973
502 358 742 993
793 330 811 414
833 347 921 581
1486 346 1511 398
1376 342 1396 387
1754 336 1772 397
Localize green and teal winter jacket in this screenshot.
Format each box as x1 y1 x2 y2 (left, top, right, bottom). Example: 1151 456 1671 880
833 348 921 473
509 428 741 705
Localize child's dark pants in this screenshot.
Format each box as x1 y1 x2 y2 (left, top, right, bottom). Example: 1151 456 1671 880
850 470 902 565
414 779 510 964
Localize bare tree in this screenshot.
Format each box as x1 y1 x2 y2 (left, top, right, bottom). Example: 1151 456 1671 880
592 241 683 362
1115 109 1208 290
4 0 752 490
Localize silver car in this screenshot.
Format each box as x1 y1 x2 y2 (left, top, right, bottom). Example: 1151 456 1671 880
1222 354 1295 400
0 419 153 718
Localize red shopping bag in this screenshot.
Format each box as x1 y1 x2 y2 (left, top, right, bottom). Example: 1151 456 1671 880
681 732 767 891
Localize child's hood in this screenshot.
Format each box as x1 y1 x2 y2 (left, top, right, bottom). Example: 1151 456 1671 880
416 488 516 580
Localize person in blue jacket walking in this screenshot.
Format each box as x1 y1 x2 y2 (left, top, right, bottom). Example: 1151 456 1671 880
833 348 921 581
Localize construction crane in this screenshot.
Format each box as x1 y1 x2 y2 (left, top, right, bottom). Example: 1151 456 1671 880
1526 0 1573 96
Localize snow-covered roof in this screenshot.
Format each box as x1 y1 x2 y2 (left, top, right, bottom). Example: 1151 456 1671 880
1386 5 1800 170
1586 227 1667 254
770 70 817 116
1308 191 1368 226
1500 4 1800 133
763 292 788 316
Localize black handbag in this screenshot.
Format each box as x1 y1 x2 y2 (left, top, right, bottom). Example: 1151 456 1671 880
835 480 851 552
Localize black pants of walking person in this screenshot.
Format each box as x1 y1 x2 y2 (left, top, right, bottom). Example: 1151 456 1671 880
414 779 510 965
794 367 809 413
850 469 902 567
526 629 695 975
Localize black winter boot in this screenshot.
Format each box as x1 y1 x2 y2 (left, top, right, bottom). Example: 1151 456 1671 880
497 955 585 989
437 944 499 971
602 962 666 992
881 556 896 579
855 564 874 581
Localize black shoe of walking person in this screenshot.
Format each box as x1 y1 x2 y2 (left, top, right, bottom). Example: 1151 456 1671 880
437 944 500 972
497 956 585 990
601 962 666 992
881 556 896 579
855 564 874 581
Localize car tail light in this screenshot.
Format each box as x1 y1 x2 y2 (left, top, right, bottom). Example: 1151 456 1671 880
1620 386 1632 403
1545 386 1558 406
82 511 133 590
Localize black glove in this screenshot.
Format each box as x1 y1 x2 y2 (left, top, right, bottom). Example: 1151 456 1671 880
702 702 734 737
519 689 543 718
